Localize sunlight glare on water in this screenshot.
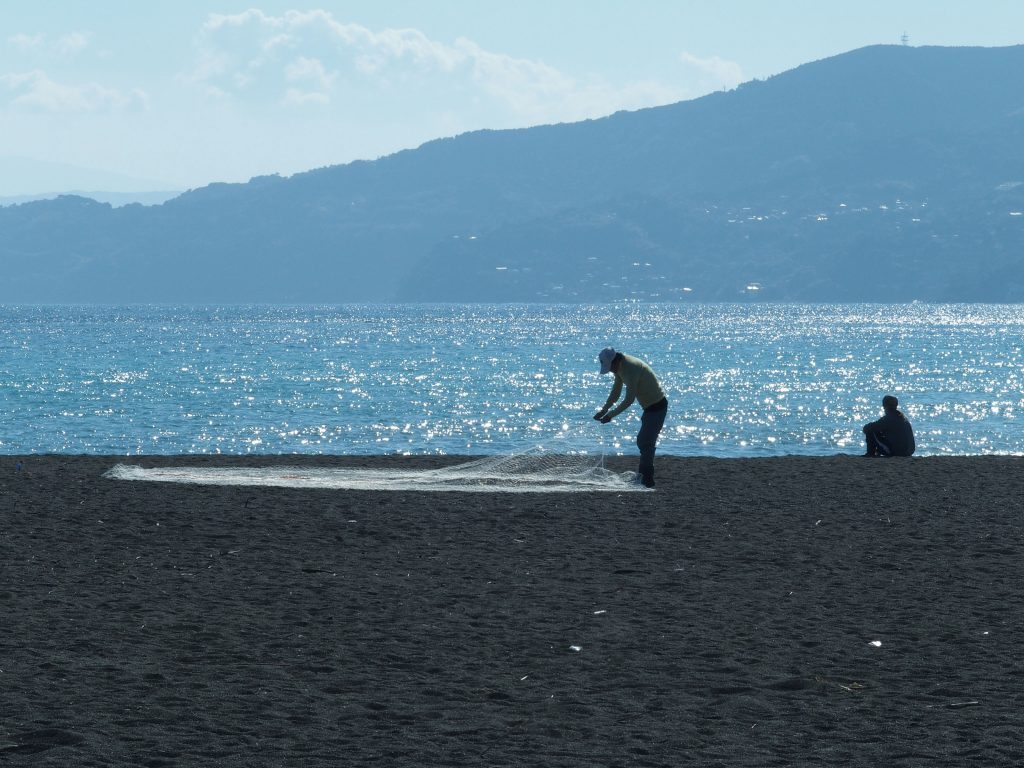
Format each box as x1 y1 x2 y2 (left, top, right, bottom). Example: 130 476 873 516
1 303 1023 456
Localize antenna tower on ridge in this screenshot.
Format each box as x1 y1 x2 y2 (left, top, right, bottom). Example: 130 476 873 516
900 31 910 46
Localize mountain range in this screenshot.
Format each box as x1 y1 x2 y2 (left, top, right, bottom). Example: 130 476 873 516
2 43 1023 303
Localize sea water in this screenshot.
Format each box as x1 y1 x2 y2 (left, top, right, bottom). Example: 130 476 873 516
1 303 1022 457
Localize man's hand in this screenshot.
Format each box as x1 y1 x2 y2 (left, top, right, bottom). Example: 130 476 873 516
600 414 613 424
593 409 607 422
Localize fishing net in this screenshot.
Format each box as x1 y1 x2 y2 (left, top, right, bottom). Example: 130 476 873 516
103 450 647 493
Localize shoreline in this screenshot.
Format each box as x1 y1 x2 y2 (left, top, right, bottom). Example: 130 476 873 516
3 455 1023 765
7 451 1024 465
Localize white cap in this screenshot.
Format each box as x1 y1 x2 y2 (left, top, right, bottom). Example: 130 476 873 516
598 347 616 374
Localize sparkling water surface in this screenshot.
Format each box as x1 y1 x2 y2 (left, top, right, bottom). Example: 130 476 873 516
2 304 1023 457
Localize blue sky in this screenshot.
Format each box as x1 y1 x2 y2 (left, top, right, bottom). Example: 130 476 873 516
1 1 1022 195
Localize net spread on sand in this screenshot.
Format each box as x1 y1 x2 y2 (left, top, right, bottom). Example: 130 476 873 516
104 452 647 493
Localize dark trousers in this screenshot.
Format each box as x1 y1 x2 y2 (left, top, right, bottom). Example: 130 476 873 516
638 398 668 486
864 430 891 457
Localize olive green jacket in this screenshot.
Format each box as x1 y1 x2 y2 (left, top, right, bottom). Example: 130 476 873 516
602 354 666 419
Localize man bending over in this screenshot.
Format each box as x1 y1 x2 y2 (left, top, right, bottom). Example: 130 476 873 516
594 347 668 487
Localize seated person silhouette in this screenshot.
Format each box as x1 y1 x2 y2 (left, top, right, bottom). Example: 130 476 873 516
863 395 915 457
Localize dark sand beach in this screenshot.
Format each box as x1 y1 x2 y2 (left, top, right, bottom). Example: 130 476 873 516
2 454 1024 766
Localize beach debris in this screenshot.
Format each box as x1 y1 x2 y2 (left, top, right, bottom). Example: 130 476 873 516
815 675 866 693
926 701 980 709
593 610 607 615
569 645 582 652
869 640 882 647
520 675 529 681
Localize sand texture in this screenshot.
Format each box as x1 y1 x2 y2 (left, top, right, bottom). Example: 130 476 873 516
2 454 1024 766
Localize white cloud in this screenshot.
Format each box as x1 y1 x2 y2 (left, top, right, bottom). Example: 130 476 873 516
281 56 335 105
285 56 335 90
283 87 330 106
196 9 467 82
55 32 90 56
8 33 43 51
1 70 147 112
679 52 744 90
190 9 684 122
7 31 90 56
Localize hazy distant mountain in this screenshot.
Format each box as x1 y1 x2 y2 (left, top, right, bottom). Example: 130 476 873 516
1 44 1023 303
0 190 180 208
0 156 173 199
